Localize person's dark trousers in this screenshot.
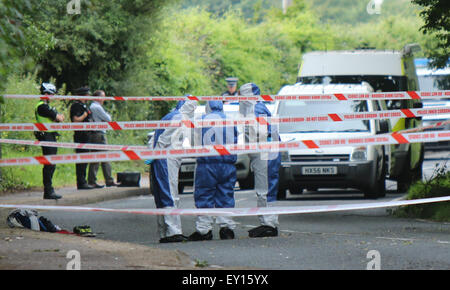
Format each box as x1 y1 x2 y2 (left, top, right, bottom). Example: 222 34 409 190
74 131 91 187
88 132 114 185
40 132 58 194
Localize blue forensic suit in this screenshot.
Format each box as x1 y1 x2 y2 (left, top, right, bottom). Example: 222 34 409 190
193 101 238 234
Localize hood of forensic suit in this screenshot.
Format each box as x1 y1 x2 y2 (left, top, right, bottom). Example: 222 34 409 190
205 101 224 114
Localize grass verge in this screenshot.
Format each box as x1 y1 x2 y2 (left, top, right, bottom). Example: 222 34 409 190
394 162 450 222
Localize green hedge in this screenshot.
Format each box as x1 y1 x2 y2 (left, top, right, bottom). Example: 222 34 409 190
395 164 450 222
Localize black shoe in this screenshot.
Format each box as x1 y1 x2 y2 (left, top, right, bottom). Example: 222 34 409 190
38 216 61 232
159 234 188 243
43 192 62 200
219 227 235 240
106 182 119 187
188 231 213 241
248 225 278 238
89 183 105 189
77 184 95 190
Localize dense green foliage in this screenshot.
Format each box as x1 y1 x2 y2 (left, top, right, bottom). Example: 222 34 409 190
395 165 450 221
0 0 33 93
22 0 168 94
412 0 450 68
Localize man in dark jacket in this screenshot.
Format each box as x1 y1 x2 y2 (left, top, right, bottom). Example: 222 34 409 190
35 83 65 199
70 86 94 190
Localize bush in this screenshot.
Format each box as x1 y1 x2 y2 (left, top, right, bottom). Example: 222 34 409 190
395 163 450 221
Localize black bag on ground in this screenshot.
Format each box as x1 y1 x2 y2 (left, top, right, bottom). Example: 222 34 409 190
117 172 141 187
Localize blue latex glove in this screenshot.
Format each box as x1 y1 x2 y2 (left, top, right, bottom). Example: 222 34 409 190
145 159 154 165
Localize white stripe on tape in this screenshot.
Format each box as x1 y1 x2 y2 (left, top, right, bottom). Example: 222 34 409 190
0 196 449 216
1 130 450 167
1 107 449 132
3 90 450 102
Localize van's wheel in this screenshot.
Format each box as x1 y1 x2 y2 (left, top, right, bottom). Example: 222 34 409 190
238 172 254 190
364 150 386 199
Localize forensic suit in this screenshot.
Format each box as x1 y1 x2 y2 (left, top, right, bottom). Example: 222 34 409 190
239 83 281 237
189 101 238 240
150 100 197 243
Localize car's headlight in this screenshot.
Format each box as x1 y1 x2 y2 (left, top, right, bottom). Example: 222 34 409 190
351 146 367 161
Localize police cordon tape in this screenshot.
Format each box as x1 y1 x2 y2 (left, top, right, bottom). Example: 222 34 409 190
0 138 148 151
0 196 449 217
1 107 449 132
3 90 450 102
1 119 449 153
1 129 450 167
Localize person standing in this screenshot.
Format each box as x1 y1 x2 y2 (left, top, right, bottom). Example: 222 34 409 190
35 83 65 200
70 86 94 190
150 100 197 243
188 101 238 241
87 90 119 188
238 83 282 238
222 77 239 105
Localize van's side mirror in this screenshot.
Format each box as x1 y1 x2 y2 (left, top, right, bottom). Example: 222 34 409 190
379 120 389 134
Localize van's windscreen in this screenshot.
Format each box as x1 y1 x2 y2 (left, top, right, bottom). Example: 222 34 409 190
278 101 370 133
297 75 407 92
418 75 450 91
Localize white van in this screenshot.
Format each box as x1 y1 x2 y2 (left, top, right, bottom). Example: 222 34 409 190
296 46 424 193
415 58 450 150
275 83 389 199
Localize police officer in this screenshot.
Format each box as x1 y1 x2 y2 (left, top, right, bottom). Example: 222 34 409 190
222 77 238 97
35 83 65 199
239 83 281 238
70 86 94 190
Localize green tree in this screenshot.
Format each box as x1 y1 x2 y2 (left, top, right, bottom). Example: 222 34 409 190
22 0 170 94
0 0 33 179
412 0 450 68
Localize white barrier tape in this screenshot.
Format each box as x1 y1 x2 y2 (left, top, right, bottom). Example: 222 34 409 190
0 138 148 151
1 120 449 152
1 130 450 167
3 90 450 102
1 107 449 132
0 196 449 216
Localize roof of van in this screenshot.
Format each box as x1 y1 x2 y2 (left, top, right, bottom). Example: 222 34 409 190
277 83 374 95
300 50 403 77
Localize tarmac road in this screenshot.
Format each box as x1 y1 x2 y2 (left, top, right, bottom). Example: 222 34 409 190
41 152 450 270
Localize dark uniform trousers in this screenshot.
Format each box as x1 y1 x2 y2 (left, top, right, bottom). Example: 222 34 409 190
38 132 58 193
74 131 91 187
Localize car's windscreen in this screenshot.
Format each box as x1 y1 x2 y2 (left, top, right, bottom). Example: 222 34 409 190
278 100 370 133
